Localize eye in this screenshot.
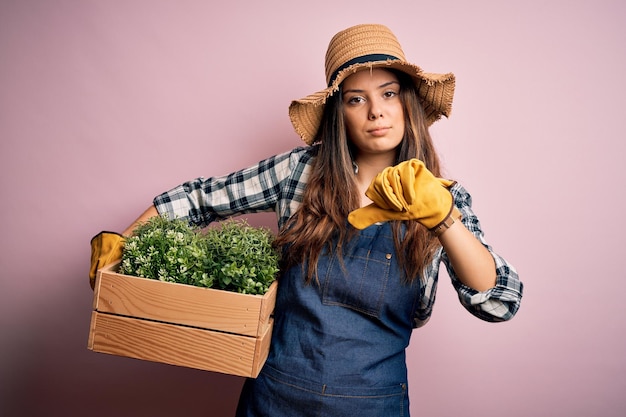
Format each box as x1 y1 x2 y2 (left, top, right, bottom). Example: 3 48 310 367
383 90 398 99
345 95 365 105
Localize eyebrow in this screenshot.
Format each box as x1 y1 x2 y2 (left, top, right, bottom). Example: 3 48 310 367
342 80 400 95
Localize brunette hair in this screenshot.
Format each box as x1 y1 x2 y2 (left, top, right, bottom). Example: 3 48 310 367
275 69 442 284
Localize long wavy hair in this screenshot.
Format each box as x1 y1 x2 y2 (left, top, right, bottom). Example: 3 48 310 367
274 69 443 284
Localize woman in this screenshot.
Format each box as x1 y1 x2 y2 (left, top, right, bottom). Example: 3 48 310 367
90 24 523 416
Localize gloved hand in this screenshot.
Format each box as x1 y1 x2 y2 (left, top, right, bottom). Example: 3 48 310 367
89 231 125 289
348 159 456 230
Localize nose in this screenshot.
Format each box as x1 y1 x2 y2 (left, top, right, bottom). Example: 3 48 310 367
368 111 382 120
368 99 383 120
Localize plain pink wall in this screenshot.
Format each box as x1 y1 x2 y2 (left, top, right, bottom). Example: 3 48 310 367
1 1 625 416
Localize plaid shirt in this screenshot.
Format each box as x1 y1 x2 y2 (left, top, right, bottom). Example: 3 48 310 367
154 146 523 324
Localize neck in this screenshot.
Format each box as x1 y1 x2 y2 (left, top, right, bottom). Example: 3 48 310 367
354 152 395 176
353 153 396 207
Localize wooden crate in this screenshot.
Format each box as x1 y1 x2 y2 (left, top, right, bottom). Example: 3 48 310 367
88 262 277 378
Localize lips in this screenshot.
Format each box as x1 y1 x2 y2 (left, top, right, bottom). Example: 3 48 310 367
368 126 391 136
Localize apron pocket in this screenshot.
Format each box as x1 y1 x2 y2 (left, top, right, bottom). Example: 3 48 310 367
243 365 409 417
320 382 408 417
321 246 392 318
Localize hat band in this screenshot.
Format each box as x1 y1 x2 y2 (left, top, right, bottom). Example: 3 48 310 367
328 54 400 86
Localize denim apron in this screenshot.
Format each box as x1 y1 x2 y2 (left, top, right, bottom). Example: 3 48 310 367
236 223 420 417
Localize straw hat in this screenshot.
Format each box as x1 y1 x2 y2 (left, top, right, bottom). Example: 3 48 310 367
289 24 456 145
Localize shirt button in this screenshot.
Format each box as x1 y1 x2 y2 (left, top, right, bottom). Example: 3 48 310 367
386 253 392 260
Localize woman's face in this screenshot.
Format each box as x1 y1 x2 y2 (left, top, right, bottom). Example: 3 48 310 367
342 68 405 159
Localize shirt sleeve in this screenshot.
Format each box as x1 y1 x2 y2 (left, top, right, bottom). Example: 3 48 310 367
152 147 313 228
443 183 524 322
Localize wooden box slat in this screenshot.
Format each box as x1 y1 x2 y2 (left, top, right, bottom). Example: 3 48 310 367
93 262 277 337
88 312 272 377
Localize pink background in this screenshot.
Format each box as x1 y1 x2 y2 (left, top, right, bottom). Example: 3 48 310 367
1 1 624 416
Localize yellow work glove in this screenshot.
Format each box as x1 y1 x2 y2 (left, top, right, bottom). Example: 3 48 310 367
348 159 455 230
89 231 125 289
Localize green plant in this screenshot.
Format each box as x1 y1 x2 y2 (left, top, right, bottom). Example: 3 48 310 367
202 220 280 294
119 216 279 295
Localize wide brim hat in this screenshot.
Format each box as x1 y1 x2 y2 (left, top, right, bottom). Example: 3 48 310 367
289 24 456 145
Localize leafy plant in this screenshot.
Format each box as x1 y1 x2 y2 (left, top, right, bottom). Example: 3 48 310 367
119 216 279 295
